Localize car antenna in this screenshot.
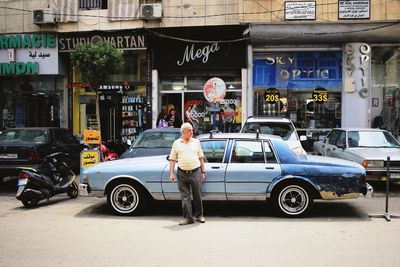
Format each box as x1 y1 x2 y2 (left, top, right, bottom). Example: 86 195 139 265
256 128 260 140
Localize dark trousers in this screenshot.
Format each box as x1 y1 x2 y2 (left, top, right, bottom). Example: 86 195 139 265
177 168 203 221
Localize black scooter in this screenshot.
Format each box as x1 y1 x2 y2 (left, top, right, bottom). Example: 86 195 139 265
16 152 78 208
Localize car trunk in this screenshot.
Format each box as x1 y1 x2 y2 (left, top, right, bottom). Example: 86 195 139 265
0 144 43 165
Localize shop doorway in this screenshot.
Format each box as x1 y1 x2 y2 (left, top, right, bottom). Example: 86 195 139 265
160 93 183 125
99 93 122 142
21 95 60 127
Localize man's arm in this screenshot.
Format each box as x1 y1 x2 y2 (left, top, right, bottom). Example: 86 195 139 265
199 157 206 182
169 160 176 183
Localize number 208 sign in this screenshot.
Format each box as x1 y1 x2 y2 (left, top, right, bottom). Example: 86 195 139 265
312 88 328 104
264 88 280 104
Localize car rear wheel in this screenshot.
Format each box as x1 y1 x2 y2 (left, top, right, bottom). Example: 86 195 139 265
274 183 313 217
107 182 145 215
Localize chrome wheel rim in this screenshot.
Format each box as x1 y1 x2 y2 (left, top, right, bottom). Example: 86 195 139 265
278 185 308 215
110 184 139 213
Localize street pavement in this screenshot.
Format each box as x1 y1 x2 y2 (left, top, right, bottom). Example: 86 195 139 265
1 179 400 267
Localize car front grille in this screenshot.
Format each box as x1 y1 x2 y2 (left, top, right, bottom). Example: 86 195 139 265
384 161 400 168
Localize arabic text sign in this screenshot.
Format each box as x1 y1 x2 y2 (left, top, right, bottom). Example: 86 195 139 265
81 150 100 169
339 0 370 19
285 1 316 20
83 129 101 144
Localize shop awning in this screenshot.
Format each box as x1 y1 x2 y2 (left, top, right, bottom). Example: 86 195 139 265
250 21 400 46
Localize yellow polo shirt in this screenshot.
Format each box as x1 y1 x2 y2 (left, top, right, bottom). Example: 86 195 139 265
169 137 204 171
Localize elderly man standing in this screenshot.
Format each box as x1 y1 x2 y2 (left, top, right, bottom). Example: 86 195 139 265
169 122 206 225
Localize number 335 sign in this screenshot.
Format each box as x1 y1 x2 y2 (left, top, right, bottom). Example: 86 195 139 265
312 87 328 104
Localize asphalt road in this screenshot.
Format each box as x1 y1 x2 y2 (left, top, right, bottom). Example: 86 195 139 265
1 180 400 267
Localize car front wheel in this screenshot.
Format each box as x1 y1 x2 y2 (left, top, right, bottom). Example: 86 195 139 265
274 183 313 217
107 182 145 215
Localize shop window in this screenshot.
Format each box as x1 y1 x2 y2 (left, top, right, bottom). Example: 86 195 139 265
253 51 342 130
371 46 400 138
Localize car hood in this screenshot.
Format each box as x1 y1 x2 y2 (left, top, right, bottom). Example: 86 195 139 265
346 147 400 160
305 155 364 170
119 147 171 159
87 155 169 172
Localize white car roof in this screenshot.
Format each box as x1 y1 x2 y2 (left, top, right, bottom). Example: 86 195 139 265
245 117 292 123
332 128 388 132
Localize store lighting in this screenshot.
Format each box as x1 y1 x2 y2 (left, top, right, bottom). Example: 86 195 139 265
228 84 235 89
172 85 184 90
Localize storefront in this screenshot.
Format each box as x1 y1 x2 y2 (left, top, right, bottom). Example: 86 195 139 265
371 45 400 139
0 33 66 129
150 26 248 134
253 51 342 130
249 22 400 139
58 30 150 143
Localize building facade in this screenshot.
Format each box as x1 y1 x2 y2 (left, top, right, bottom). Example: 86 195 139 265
0 0 399 141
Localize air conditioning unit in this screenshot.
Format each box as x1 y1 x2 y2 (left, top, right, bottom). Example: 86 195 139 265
140 4 162 20
33 8 56 24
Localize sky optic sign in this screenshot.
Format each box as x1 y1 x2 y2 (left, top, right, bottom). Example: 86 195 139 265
0 33 58 75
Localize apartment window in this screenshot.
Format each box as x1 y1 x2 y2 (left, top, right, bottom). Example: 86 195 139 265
79 0 107 10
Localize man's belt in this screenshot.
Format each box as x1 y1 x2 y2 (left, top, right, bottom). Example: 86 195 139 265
178 167 199 174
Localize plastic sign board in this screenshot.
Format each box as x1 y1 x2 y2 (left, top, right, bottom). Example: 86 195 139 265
203 77 226 103
83 129 101 144
80 150 100 169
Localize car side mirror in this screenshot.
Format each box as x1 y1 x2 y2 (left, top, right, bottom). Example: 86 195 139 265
299 135 307 142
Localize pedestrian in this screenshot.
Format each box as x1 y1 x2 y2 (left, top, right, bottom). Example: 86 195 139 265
165 108 182 128
169 122 206 225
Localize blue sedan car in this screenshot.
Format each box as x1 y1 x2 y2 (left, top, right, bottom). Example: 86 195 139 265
80 133 372 217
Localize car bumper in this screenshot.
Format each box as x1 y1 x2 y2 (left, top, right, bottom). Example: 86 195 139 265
365 169 400 181
0 164 42 179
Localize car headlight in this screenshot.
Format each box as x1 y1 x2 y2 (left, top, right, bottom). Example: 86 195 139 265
362 160 384 168
82 173 89 183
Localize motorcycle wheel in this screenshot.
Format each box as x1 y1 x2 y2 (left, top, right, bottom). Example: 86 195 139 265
21 191 39 208
67 181 78 199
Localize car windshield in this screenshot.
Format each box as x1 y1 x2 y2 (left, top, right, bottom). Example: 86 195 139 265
347 131 400 148
0 129 49 144
133 131 180 148
242 122 296 141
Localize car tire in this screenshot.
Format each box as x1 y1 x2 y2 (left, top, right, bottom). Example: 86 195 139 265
273 182 313 217
67 181 78 199
107 182 145 216
21 191 39 208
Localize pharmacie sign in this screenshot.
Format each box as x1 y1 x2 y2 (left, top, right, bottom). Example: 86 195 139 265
0 33 58 75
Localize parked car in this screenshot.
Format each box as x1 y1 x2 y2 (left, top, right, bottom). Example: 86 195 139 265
119 128 181 159
0 127 86 181
240 117 307 155
313 128 400 181
80 133 372 217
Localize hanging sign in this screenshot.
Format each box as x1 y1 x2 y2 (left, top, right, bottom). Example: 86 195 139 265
83 129 101 145
312 88 328 104
203 77 226 103
264 88 281 104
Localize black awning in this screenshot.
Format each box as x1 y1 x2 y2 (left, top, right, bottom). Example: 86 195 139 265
250 22 400 45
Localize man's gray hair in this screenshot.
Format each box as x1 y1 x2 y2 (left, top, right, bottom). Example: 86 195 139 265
180 122 193 134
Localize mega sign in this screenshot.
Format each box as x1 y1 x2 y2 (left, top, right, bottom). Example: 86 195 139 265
0 33 58 75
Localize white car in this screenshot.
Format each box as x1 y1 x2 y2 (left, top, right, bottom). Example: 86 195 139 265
313 128 400 181
241 117 307 155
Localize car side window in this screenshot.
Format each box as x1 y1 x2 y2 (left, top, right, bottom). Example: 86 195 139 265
264 141 278 163
336 131 346 147
53 129 78 145
200 140 227 163
231 140 264 163
327 130 340 145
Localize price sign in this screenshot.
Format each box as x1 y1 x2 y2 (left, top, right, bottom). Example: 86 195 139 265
264 88 280 104
312 88 328 104
83 129 101 145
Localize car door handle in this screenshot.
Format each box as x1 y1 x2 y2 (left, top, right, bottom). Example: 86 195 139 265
211 166 220 169
265 167 275 169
